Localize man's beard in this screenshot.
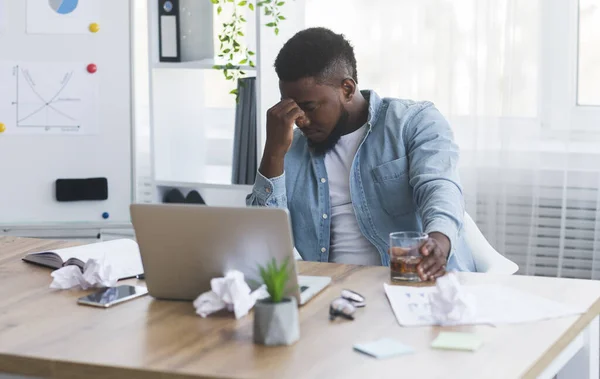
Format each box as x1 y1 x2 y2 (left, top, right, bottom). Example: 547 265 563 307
307 108 349 155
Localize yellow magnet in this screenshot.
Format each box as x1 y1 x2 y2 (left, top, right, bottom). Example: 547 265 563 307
89 23 100 33
0 123 6 133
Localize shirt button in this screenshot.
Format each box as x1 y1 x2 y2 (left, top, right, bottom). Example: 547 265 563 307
322 214 328 219
321 247 326 253
265 187 271 193
320 178 326 183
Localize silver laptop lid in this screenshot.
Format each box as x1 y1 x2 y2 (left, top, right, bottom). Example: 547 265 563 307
130 203 300 302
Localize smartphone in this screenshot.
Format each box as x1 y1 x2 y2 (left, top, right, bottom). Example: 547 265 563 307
77 285 148 308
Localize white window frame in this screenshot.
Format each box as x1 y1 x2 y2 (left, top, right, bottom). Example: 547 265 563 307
540 0 600 132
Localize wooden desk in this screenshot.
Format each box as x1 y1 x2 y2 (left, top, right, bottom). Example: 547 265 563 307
1 237 599 379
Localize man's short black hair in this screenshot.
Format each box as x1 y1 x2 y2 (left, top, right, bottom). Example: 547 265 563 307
274 27 358 84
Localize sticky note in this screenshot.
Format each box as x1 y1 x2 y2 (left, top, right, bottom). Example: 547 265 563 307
431 332 482 351
353 338 415 359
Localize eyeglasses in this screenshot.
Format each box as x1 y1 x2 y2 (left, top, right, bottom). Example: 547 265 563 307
329 289 366 321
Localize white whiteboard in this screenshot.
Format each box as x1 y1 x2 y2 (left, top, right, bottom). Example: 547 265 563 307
0 0 132 226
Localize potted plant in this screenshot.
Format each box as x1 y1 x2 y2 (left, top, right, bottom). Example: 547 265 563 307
210 0 291 100
253 257 300 346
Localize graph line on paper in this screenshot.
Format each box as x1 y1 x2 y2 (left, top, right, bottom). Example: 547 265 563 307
0 62 97 135
15 66 80 130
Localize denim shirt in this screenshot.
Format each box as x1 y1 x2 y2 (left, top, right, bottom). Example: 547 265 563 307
246 90 476 272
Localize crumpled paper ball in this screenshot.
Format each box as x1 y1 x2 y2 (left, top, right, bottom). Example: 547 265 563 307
50 259 118 290
428 272 477 325
193 270 269 319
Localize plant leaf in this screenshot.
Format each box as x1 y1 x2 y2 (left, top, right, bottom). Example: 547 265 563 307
229 89 239 95
249 60 255 67
211 0 219 4
217 5 222 14
238 31 244 36
239 58 248 64
248 50 255 56
277 1 285 5
248 3 254 10
278 15 286 20
266 22 276 27
274 27 279 35
238 0 247 5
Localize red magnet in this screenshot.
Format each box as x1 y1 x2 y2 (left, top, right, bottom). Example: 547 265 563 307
87 64 97 74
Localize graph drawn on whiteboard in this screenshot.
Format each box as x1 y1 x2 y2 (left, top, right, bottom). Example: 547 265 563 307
0 62 98 135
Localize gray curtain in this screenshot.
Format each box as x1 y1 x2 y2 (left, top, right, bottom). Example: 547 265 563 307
232 77 257 185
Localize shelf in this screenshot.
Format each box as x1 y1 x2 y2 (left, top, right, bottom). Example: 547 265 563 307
154 180 253 191
153 58 256 71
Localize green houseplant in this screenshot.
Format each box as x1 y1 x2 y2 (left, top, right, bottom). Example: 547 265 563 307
210 0 290 99
253 257 300 346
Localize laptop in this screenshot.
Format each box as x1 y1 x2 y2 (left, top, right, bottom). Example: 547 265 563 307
129 203 331 305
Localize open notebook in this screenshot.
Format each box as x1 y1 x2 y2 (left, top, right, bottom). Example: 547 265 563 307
22 239 144 280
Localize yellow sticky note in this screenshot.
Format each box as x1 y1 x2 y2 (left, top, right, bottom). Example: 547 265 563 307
431 332 482 352
0 123 6 133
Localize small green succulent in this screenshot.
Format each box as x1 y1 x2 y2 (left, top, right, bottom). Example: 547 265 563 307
258 257 291 303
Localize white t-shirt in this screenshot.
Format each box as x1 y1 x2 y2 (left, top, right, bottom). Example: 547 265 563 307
324 125 381 265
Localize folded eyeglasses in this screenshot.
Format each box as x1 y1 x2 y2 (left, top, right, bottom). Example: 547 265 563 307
329 289 366 321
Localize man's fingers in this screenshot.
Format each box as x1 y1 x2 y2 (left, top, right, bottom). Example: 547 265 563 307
269 99 296 115
285 107 305 121
275 99 298 117
420 239 435 256
430 265 447 279
418 254 437 274
277 100 300 116
416 262 428 281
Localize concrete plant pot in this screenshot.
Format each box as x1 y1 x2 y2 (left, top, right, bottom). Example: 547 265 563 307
253 296 300 346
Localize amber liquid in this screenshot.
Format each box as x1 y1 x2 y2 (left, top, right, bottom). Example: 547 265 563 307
390 254 422 282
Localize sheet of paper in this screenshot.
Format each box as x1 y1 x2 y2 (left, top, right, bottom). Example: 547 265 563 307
353 338 414 359
50 239 142 280
0 61 98 135
384 283 585 327
431 332 482 352
27 0 100 34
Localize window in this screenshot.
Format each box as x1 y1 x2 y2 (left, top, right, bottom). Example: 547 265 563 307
307 0 600 133
578 0 600 106
306 0 540 119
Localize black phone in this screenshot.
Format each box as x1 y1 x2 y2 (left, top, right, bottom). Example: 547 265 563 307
77 285 148 308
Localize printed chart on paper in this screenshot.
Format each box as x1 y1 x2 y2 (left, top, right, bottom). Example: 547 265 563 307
27 0 99 34
0 62 98 135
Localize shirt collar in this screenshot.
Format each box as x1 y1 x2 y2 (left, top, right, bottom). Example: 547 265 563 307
361 89 383 128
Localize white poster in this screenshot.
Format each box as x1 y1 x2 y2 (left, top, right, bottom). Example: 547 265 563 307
0 62 98 135
27 0 100 34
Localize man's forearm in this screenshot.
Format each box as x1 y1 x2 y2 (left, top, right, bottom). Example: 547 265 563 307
259 151 285 179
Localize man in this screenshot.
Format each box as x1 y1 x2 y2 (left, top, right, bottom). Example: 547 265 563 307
247 27 476 280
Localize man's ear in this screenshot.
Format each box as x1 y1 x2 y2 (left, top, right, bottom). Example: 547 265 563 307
341 78 356 102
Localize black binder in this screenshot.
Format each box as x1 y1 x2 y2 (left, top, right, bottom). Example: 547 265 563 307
158 0 181 62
